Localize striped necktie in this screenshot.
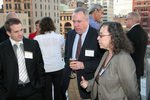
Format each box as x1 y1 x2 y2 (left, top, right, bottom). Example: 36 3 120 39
16 43 28 82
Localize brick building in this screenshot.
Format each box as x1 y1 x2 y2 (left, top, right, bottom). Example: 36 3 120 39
133 0 150 45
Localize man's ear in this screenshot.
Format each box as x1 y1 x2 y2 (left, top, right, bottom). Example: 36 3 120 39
6 31 11 37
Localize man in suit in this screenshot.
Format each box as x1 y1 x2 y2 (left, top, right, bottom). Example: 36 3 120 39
89 4 103 30
62 7 104 100
125 12 148 91
0 18 45 100
0 12 19 43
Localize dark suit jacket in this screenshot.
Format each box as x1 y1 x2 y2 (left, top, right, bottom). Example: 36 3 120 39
127 24 148 78
0 26 9 43
62 26 104 99
0 38 45 99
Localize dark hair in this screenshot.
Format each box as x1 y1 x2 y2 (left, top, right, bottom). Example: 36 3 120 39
4 18 21 32
99 22 133 54
35 20 40 24
39 17 56 34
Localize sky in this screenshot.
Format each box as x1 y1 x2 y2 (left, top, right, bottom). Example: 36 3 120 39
0 0 3 9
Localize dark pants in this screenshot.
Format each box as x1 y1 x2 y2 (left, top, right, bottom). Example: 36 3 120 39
45 69 64 100
7 83 44 100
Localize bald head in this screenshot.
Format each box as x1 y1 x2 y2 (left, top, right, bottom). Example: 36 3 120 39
6 12 19 20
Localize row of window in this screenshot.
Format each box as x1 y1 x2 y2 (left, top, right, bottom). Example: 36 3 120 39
6 3 30 10
137 1 149 5
60 16 72 20
35 4 59 11
6 2 59 10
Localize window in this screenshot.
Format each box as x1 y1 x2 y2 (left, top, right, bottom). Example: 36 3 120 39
29 27 31 33
35 4 37 9
48 5 50 10
70 16 72 20
45 5 46 9
60 16 62 20
24 3 26 9
45 12 47 16
9 4 11 9
29 19 31 25
18 4 21 9
54 13 56 17
57 19 59 23
28 11 30 17
24 29 26 33
57 13 59 17
27 3 30 9
6 4 8 9
40 4 42 9
41 12 42 17
15 4 17 9
54 6 55 10
35 11 37 17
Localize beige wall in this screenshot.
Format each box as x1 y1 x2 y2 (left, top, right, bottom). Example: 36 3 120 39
0 13 29 37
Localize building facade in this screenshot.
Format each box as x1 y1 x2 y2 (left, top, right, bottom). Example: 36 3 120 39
133 0 150 45
60 9 74 38
3 0 60 36
0 13 29 37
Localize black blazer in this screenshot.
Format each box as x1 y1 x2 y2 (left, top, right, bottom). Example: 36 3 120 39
62 26 104 99
127 24 148 78
0 38 45 99
0 26 9 43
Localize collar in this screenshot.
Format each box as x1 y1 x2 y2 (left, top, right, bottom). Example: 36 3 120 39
89 16 95 21
9 37 23 46
129 23 140 31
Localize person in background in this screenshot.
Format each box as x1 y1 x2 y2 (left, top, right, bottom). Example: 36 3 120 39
34 17 65 100
0 18 45 100
62 7 104 100
89 4 103 30
80 22 140 100
125 12 148 91
29 20 40 39
0 12 19 43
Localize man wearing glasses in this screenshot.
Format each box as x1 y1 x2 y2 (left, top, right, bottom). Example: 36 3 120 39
125 12 148 92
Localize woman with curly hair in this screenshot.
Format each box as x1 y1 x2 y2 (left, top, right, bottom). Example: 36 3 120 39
80 22 140 100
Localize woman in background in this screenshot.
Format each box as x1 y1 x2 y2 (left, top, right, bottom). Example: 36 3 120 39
34 17 65 100
80 22 140 100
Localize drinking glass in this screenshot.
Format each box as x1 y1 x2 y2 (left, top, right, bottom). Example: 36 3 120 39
69 58 76 79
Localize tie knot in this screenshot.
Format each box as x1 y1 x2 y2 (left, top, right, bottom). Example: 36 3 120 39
15 43 21 48
79 34 82 37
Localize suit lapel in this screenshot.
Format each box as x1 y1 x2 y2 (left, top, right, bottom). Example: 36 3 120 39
69 30 76 57
78 27 92 60
94 52 108 77
4 40 17 63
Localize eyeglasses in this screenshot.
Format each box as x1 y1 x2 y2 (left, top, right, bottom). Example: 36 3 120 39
98 34 111 38
125 18 132 21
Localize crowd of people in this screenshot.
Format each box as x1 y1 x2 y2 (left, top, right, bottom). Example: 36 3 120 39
0 3 148 100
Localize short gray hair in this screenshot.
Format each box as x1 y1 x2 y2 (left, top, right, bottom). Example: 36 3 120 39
73 7 89 20
89 4 103 14
128 12 141 23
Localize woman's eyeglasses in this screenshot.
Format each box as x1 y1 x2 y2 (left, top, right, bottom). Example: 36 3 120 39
98 34 111 38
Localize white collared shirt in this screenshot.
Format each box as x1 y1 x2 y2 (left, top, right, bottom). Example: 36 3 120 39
72 25 89 59
34 31 65 72
9 37 23 46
